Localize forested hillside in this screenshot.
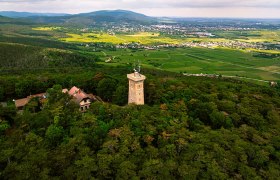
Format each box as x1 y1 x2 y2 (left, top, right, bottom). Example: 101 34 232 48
0 43 98 69
1 69 280 179
24 10 156 26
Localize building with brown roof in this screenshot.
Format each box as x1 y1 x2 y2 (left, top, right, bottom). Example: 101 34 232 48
15 93 47 110
14 86 99 111
63 86 98 111
14 98 30 110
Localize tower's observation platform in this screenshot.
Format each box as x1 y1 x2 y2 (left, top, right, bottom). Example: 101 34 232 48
127 72 146 105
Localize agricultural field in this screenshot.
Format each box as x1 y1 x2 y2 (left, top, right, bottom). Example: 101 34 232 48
56 31 246 45
31 26 234 44
92 47 280 82
213 30 280 43
59 32 185 44
31 26 280 44
32 26 63 31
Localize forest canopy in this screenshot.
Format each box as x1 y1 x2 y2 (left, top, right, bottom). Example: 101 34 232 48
1 69 280 179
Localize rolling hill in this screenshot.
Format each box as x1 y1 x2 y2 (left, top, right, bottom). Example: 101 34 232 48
0 15 16 22
25 10 157 26
0 11 69 18
77 10 155 23
0 15 36 25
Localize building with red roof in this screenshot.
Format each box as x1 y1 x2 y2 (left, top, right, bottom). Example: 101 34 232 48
14 86 100 111
63 86 99 111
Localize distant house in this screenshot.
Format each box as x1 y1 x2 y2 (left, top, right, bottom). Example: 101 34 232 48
15 93 47 110
270 81 278 87
14 86 101 111
63 86 100 111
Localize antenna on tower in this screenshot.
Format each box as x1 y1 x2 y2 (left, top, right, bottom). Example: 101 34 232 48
133 62 137 73
137 60 141 73
132 60 141 77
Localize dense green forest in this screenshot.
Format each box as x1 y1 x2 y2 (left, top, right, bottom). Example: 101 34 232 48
1 68 280 179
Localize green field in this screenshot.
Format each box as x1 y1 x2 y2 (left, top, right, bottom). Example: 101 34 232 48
213 30 280 43
91 47 280 82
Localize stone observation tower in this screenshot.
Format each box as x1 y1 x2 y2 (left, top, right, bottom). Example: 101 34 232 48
127 67 146 105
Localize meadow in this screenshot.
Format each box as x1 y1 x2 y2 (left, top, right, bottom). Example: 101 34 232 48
91 47 280 82
213 30 280 43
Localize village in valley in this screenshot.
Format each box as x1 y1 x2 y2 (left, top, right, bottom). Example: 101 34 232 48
78 22 279 51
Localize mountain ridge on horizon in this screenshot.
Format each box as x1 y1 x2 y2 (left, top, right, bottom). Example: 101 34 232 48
0 11 70 18
1 10 157 26
1 10 280 20
1 10 279 28
0 10 147 18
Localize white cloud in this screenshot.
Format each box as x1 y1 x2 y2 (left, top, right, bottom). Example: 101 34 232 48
1 0 280 8
0 0 279 18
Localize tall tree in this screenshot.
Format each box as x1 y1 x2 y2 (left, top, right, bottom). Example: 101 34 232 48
97 78 117 102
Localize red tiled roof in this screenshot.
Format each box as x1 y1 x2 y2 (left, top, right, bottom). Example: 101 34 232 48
68 86 91 104
68 86 79 96
15 98 30 108
14 86 101 109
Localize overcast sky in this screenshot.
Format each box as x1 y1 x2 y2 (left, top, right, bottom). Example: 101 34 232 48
0 0 280 18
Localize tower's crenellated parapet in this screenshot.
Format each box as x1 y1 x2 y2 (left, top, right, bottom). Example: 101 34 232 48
127 71 146 105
